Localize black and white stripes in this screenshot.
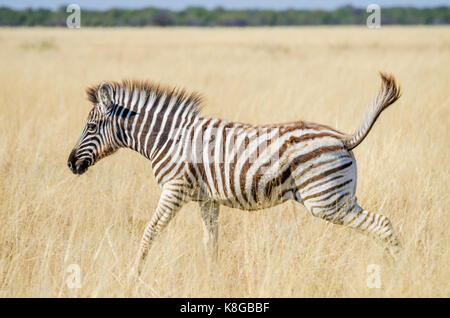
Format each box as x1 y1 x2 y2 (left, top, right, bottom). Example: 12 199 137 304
68 72 402 274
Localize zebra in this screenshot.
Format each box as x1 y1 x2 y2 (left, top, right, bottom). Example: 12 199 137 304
68 72 401 274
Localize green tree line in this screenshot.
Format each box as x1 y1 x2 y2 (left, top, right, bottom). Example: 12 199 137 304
0 5 448 26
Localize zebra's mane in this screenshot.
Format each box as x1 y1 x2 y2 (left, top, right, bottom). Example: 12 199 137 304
86 80 203 116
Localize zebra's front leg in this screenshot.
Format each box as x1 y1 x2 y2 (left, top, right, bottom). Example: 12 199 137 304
135 182 186 275
199 201 219 258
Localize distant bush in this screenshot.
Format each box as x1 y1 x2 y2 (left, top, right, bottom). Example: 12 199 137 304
0 5 448 26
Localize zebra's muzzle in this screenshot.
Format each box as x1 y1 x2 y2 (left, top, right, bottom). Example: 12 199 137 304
68 150 90 175
75 160 89 175
68 158 89 175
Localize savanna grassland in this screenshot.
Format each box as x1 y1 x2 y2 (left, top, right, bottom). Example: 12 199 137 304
0 26 448 297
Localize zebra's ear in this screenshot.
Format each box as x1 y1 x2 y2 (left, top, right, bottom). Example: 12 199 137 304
97 82 114 111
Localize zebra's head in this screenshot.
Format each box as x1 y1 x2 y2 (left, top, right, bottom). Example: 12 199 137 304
68 82 118 175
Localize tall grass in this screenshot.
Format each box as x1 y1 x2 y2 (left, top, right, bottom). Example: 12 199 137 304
0 27 448 297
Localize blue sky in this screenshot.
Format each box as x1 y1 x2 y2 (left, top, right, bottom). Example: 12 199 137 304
0 0 448 10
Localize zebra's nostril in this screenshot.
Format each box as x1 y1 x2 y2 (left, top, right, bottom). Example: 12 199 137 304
68 161 72 169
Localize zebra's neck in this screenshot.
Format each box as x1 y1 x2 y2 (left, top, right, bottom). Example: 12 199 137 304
110 83 201 172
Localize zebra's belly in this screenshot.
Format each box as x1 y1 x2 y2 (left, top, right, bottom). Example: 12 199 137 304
199 182 295 211
215 196 290 211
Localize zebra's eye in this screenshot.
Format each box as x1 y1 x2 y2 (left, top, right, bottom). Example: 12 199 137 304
87 123 98 131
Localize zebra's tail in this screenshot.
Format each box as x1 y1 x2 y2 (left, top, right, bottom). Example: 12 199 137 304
344 72 401 150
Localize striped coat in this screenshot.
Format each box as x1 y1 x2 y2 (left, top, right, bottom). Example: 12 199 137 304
68 72 401 274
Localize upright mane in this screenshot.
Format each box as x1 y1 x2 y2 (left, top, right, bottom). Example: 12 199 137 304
86 80 203 116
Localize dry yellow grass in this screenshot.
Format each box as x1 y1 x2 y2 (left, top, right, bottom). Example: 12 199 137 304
0 26 448 297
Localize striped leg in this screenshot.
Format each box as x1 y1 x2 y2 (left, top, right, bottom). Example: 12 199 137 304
199 201 219 258
300 193 400 253
136 181 186 274
341 202 401 253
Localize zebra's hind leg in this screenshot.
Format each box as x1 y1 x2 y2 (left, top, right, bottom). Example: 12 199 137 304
199 201 219 259
301 194 400 254
341 201 401 254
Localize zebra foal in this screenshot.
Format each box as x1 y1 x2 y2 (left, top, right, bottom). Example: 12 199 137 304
68 72 401 274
